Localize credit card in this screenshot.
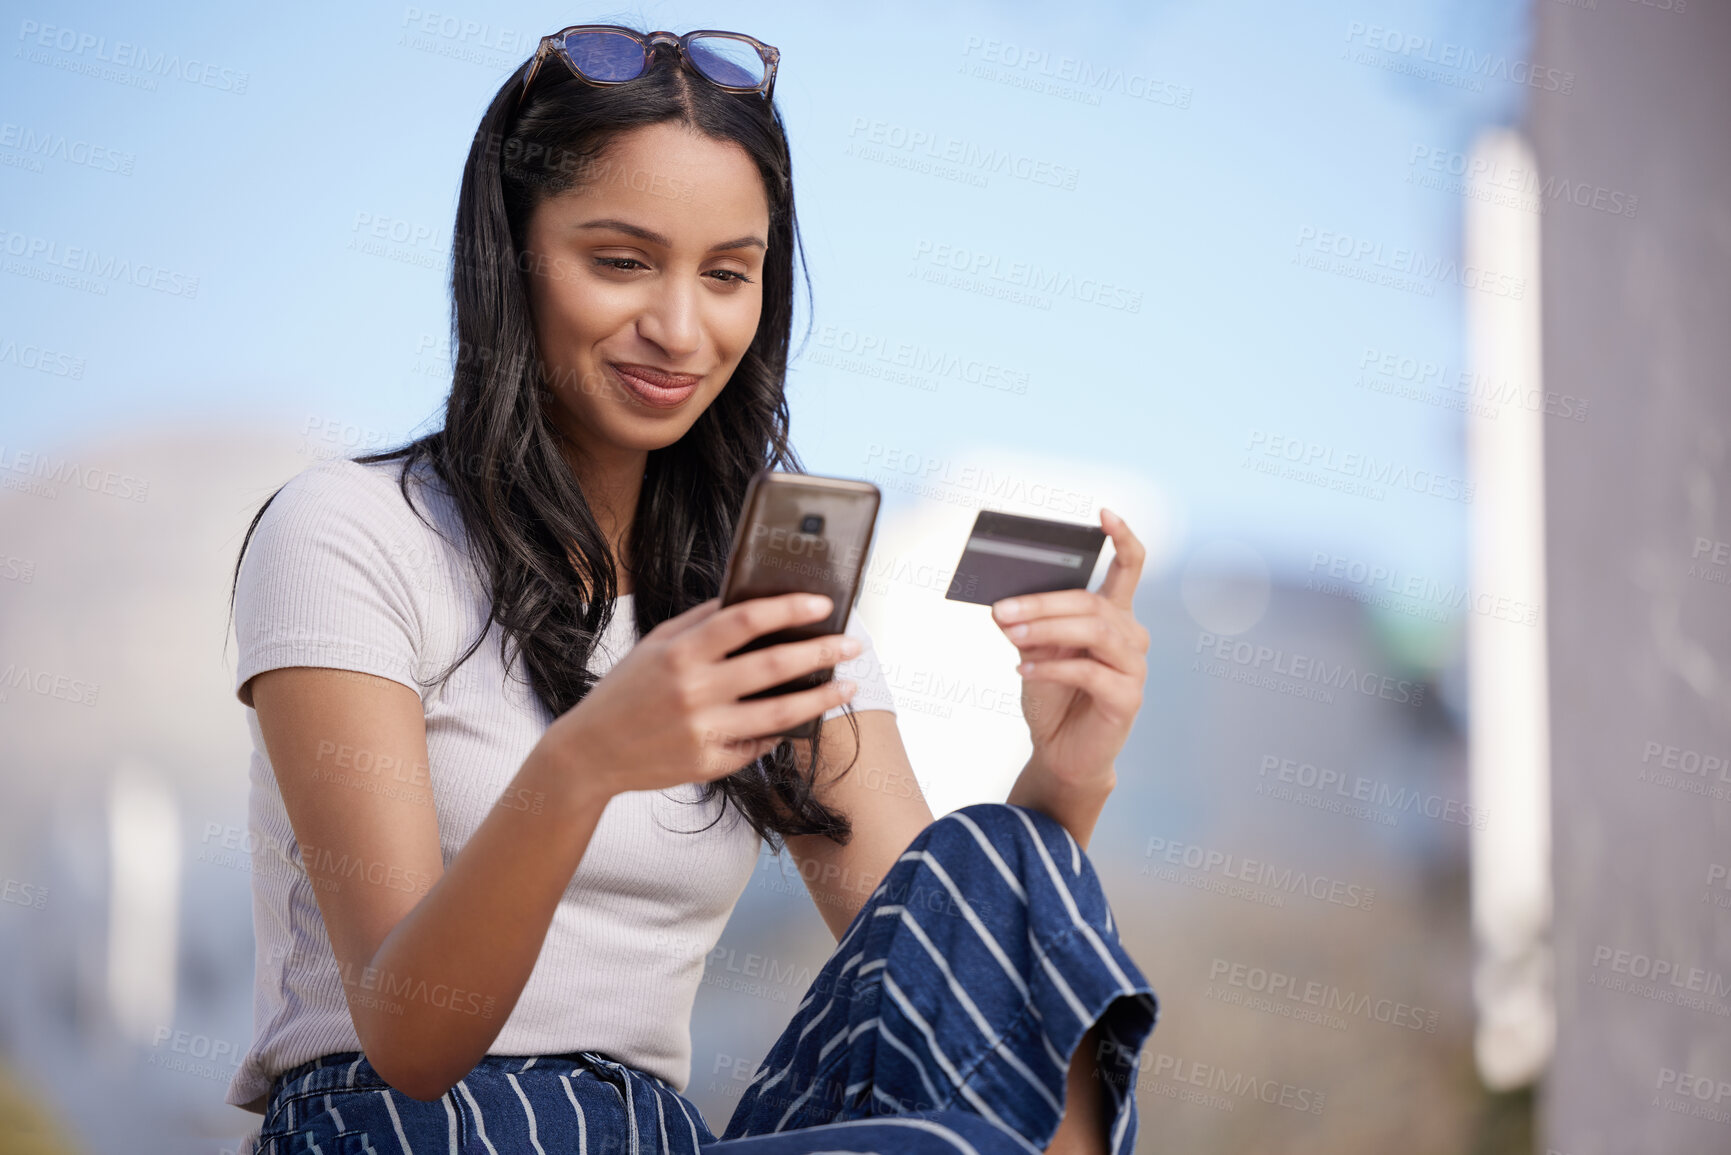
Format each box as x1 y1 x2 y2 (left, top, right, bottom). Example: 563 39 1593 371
944 510 1107 605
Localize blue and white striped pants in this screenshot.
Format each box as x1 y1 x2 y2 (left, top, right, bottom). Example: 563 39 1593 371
248 802 1160 1155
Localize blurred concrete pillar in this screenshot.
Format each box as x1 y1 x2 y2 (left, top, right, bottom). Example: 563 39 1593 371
1464 126 1554 1093
1531 2 1731 1153
107 761 179 1046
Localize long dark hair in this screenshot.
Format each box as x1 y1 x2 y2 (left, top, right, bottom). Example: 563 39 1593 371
227 30 860 851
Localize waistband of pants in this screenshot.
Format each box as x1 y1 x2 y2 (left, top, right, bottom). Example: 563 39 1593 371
267 1048 643 1104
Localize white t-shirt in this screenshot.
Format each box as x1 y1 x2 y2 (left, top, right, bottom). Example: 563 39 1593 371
225 455 897 1111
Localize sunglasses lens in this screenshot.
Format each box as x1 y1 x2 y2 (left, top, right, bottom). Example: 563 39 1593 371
561 30 647 82
685 34 767 89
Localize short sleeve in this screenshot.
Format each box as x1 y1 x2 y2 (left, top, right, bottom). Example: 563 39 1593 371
822 610 896 720
233 460 427 709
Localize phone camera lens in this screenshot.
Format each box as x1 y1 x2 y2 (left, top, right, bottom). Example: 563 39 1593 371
799 514 824 535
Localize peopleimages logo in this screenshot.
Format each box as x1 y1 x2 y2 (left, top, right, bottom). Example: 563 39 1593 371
1637 739 1731 803
1355 346 1590 423
958 36 1193 110
1586 945 1731 1026
1096 1045 1326 1115
0 228 199 299
397 6 540 64
1257 754 1487 830
323 959 497 1019
876 660 1026 722
1 122 135 175
16 20 250 94
1207 957 1440 1033
1407 145 1637 219
1244 429 1475 504
1142 835 1377 910
1655 1066 1731 1126
0 336 85 379
813 325 1029 396
1306 551 1539 627
910 239 1143 313
1342 22 1575 94
1193 631 1426 708
1294 226 1526 300
860 444 1095 517
846 117 1081 190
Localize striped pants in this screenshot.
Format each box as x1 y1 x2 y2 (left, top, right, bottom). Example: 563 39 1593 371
248 802 1160 1155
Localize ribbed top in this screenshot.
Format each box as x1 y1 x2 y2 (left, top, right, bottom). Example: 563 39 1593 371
225 455 897 1111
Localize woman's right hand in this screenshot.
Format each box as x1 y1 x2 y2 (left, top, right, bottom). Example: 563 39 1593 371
537 592 863 798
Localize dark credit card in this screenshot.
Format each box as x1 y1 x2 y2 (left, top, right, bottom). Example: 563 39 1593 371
944 510 1107 605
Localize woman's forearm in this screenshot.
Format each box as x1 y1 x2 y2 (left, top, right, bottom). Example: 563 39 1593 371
1005 753 1115 851
353 742 613 1100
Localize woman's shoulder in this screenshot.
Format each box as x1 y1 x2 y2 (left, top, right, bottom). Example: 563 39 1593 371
233 455 462 706
258 454 455 547
275 453 441 514
239 453 472 607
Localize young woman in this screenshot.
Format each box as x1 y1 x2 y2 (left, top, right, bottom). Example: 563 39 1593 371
225 24 1158 1155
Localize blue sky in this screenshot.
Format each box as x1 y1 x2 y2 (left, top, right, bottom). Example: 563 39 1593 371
2 0 1530 592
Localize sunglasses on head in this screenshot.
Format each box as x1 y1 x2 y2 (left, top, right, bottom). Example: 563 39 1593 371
516 25 779 110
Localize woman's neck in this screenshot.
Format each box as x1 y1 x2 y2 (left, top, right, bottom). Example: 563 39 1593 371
555 432 645 598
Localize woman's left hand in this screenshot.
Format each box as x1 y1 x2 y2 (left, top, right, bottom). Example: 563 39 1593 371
992 507 1150 788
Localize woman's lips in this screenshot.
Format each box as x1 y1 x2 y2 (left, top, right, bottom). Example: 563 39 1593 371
608 362 701 408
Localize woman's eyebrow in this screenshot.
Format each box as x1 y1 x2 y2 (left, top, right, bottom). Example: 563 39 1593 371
575 217 766 252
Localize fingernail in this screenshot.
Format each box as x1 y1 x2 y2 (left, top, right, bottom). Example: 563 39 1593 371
995 598 1020 619
805 594 833 614
837 678 857 695
840 637 863 657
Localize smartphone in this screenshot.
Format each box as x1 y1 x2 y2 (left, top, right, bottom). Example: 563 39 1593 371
718 469 881 739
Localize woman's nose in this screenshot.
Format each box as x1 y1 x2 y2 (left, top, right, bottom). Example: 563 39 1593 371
635 277 701 358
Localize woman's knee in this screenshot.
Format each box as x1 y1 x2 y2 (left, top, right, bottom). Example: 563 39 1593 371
916 801 1078 872
898 801 1120 940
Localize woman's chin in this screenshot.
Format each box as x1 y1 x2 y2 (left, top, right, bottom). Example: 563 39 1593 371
600 408 707 451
